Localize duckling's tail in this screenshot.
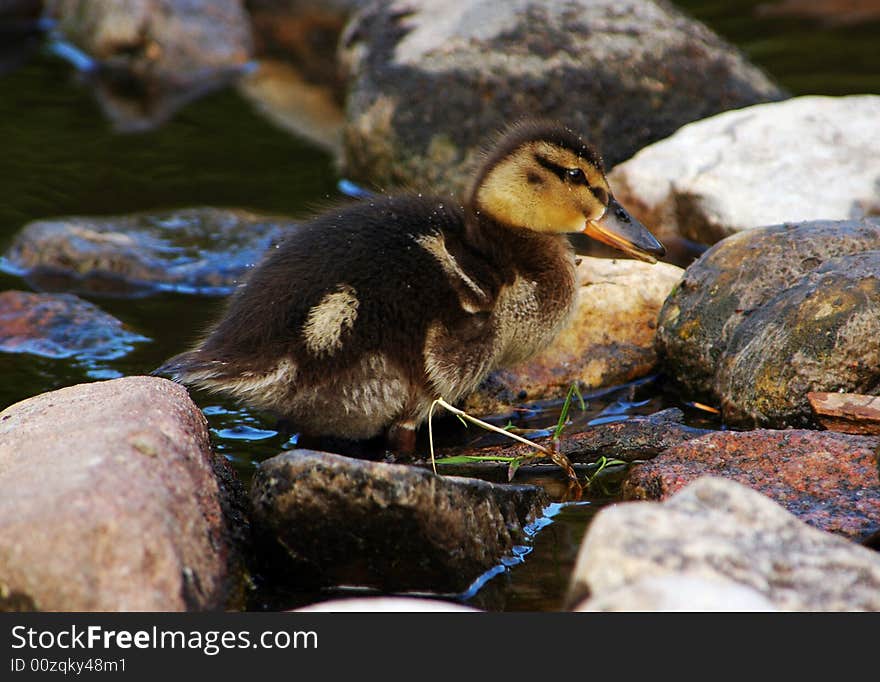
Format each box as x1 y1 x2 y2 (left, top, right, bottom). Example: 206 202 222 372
152 350 228 385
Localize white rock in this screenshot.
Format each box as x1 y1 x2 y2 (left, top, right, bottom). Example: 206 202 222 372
296 597 479 612
610 95 880 243
575 573 777 612
568 477 880 611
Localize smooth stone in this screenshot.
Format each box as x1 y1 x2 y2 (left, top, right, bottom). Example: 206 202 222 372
0 290 148 361
610 95 880 245
0 376 248 611
622 429 880 543
295 597 478 612
464 258 683 415
575 573 777 612
656 219 880 425
568 477 880 611
339 0 784 196
250 449 548 593
3 207 294 296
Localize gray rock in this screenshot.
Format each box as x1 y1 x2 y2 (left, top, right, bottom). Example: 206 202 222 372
717 252 880 426
656 219 880 426
0 376 247 611
250 449 548 593
3 207 294 296
0 290 148 362
569 477 880 611
610 95 880 245
575 573 777 612
339 0 784 195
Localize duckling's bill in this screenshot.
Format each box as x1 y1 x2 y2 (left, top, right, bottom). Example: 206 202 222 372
582 198 665 263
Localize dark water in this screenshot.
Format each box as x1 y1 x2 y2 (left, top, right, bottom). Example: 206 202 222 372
0 3 877 611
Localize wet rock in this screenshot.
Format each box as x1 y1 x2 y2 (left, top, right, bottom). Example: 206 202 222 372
0 376 247 611
610 96 880 245
569 477 880 611
464 258 684 415
3 207 294 296
622 429 880 543
296 597 478 612
250 449 548 593
656 219 880 426
575 573 777 612
0 290 147 360
339 0 784 196
45 0 253 82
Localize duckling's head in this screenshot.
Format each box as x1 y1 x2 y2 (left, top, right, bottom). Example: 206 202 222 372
470 121 665 263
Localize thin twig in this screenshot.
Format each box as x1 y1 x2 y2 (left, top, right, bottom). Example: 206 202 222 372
428 397 580 484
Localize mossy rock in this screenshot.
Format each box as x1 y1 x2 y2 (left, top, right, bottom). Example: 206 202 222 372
657 219 880 427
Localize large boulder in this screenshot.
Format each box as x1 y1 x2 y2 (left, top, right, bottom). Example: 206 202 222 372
610 95 880 245
656 219 880 427
569 477 880 611
250 449 548 593
0 376 248 611
622 429 880 542
464 257 683 414
339 0 784 196
3 207 293 296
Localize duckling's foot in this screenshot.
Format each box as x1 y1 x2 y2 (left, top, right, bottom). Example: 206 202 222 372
386 421 417 460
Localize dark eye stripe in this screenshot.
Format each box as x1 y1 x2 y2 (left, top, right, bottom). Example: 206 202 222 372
534 154 569 182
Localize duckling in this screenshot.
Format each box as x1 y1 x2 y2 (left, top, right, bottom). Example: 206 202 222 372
155 121 664 454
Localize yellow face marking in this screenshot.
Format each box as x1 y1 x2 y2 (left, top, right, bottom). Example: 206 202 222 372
475 141 610 234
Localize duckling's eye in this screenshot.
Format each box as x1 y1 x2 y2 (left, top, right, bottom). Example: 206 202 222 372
566 168 588 185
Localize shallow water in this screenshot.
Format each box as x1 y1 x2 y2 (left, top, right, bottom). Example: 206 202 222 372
0 2 877 611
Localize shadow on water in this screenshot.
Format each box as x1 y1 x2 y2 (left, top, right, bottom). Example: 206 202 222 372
0 2 878 610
